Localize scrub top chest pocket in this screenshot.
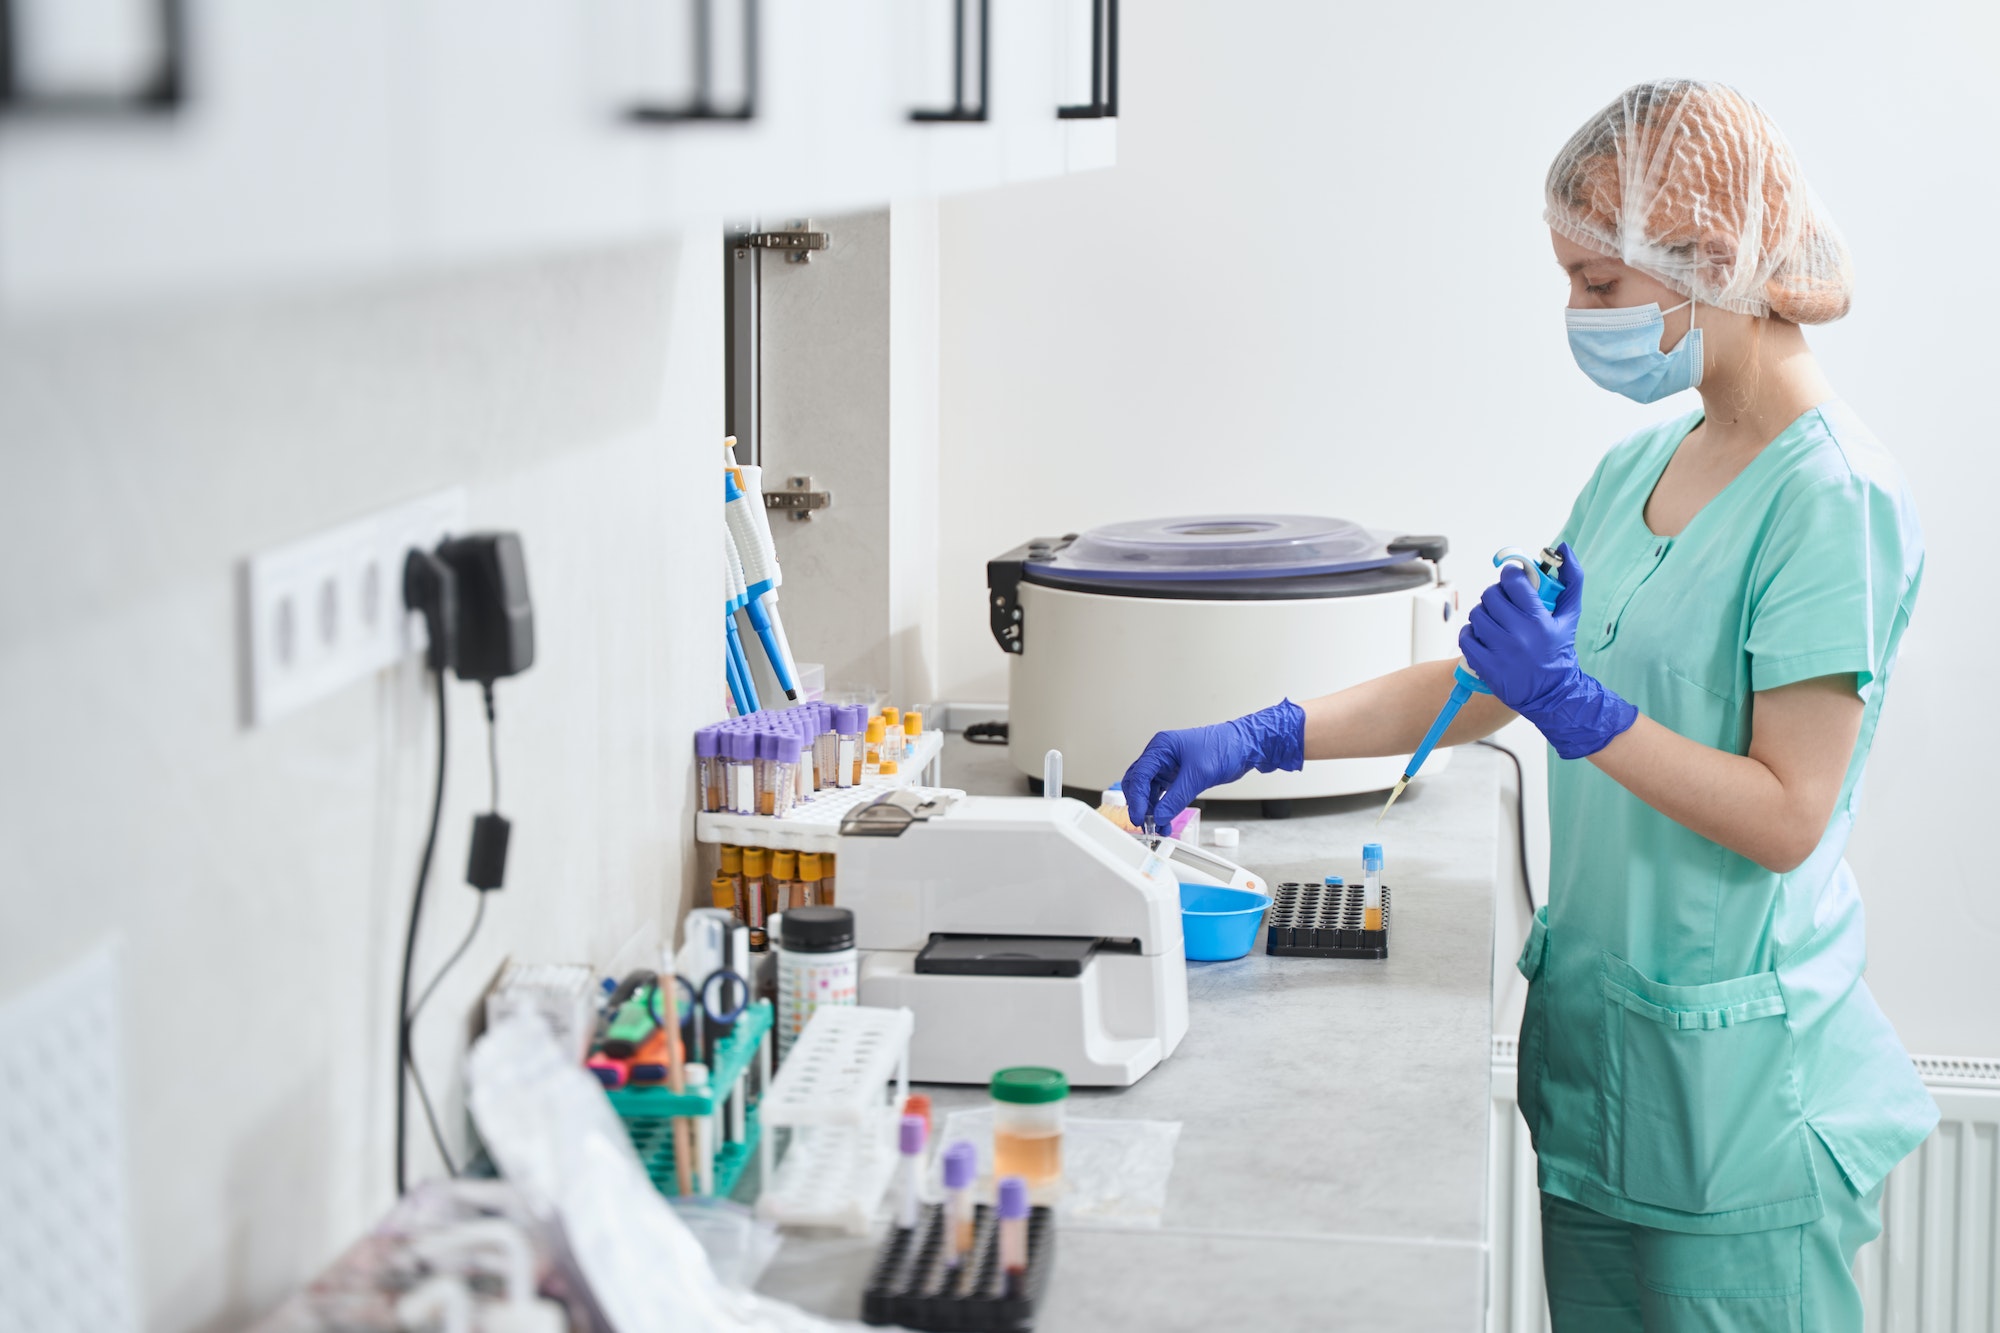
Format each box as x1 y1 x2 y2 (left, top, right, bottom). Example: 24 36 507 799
1597 953 1820 1224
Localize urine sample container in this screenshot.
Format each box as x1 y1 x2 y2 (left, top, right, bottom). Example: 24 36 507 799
695 727 722 812
990 1066 1067 1193
776 907 857 1061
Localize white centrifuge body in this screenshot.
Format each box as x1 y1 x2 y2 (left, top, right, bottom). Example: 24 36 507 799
994 520 1462 799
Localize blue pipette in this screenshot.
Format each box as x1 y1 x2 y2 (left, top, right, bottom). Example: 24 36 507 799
1379 547 1566 821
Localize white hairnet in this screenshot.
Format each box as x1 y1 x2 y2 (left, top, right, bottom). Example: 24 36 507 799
1546 80 1852 324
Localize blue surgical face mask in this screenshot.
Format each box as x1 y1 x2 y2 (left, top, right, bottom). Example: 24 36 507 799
1564 299 1702 403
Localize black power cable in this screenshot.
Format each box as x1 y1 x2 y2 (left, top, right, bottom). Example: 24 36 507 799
1477 738 1536 917
397 679 506 1189
395 666 449 1196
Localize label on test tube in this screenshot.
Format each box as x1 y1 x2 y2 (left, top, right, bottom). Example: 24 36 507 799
836 739 856 788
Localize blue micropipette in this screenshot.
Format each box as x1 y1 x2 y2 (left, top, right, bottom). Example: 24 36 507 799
1379 547 1566 821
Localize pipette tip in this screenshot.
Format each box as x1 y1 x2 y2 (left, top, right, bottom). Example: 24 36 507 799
1376 777 1410 825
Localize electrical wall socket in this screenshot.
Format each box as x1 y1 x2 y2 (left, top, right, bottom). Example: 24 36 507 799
240 489 469 728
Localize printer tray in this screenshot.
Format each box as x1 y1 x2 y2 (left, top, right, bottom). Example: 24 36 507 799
915 933 1099 978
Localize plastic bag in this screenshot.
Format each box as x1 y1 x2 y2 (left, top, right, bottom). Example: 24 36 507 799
929 1109 1182 1228
468 1011 868 1333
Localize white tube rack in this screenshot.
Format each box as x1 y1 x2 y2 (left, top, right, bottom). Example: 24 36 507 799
754 1005 914 1235
696 730 955 853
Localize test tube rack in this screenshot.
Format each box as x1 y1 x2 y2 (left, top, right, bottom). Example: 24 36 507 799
861 1201 1056 1331
755 1004 915 1234
606 999 774 1199
1265 882 1392 959
697 729 954 853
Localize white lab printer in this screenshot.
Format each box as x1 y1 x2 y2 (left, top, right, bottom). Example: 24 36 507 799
836 789 1189 1087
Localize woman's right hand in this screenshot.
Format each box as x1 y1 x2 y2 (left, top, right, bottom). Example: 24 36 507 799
1120 699 1306 831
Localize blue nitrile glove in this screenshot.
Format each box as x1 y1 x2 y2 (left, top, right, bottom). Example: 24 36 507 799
1458 542 1638 760
1121 699 1307 831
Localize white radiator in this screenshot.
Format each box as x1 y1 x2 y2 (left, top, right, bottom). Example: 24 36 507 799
1488 1038 2000 1333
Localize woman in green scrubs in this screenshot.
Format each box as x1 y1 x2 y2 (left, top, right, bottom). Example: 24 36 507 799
1120 80 1935 1330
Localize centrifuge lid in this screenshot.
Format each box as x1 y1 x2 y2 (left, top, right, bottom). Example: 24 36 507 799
1024 514 1404 582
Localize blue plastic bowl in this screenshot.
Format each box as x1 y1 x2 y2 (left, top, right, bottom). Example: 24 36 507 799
1179 882 1271 961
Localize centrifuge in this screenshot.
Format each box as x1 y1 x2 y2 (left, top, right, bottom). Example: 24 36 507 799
987 515 1461 807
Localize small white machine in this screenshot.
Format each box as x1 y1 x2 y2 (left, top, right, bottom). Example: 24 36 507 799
989 515 1462 803
837 789 1189 1087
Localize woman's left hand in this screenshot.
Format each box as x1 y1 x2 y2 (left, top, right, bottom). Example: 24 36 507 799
1460 543 1637 760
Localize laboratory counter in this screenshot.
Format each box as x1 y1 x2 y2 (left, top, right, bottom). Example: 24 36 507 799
756 734 1504 1331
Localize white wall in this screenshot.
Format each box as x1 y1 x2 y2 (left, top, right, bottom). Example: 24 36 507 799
936 1 2000 1054
0 236 721 1330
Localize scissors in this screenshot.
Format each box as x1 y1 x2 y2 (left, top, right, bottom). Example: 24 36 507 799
672 968 750 1067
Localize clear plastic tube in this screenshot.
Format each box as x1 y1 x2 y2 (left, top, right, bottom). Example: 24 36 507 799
863 717 886 779
696 727 722 813
725 732 757 815
1363 842 1384 932
881 706 903 764
836 707 863 788
997 1176 1029 1299
767 734 798 818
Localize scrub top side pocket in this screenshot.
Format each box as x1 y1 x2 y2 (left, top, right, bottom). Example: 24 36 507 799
1598 953 1822 1226
1516 908 1551 1143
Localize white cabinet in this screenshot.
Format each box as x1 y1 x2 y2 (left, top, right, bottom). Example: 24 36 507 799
0 0 1116 310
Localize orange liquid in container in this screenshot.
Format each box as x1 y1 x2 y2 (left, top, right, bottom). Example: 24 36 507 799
993 1128 1062 1187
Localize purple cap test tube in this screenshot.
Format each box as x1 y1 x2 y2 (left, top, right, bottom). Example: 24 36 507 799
998 1174 1029 1293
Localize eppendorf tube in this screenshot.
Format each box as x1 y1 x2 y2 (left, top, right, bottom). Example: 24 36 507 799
1363 842 1385 932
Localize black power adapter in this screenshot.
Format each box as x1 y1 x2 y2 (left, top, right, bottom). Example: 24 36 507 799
395 530 534 1193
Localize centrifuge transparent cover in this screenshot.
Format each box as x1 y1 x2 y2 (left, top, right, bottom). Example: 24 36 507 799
1029 515 1402 581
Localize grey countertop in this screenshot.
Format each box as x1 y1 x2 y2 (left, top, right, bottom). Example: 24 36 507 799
756 735 1503 1331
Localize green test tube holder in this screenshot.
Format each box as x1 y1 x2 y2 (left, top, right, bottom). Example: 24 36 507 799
606 998 774 1200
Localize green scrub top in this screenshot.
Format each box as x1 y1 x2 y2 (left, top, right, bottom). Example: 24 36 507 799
1516 400 1938 1236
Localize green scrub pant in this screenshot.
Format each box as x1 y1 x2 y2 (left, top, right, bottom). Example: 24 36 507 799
1541 1135 1884 1333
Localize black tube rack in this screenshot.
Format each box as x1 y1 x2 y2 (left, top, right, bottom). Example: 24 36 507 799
1266 881 1391 959
862 1201 1055 1331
